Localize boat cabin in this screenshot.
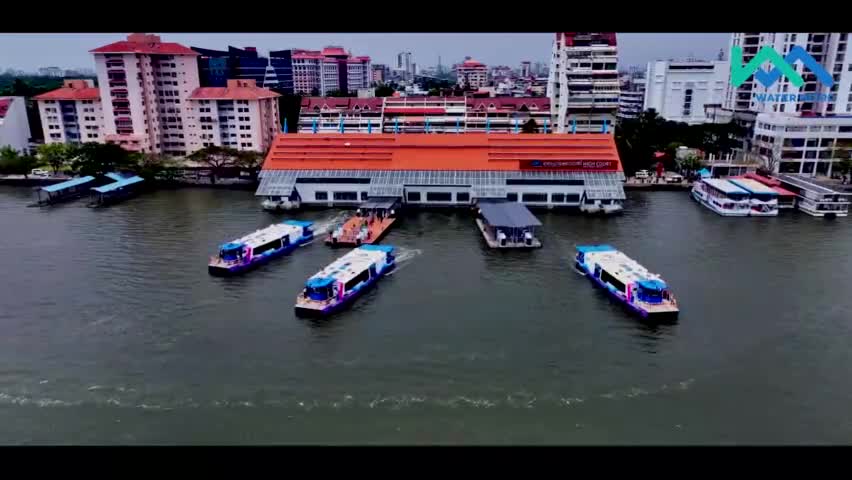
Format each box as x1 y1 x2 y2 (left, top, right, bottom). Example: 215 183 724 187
774 174 850 218
219 242 247 262
632 279 672 304
476 200 542 248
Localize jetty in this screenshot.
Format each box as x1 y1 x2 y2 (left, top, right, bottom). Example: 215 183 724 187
475 200 542 249
33 176 96 206
88 174 145 207
326 197 400 247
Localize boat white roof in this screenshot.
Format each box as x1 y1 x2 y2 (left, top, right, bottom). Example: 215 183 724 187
703 178 749 195
230 223 303 248
309 247 386 284
728 178 778 195
584 250 666 287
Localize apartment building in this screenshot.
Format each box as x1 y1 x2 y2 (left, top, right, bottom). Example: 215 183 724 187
186 79 281 153
753 113 852 176
456 59 488 89
0 97 31 152
382 96 468 133
90 33 200 156
465 98 551 132
292 47 371 96
727 33 851 115
643 60 728 124
617 77 646 122
547 32 620 133
297 97 384 133
34 79 102 145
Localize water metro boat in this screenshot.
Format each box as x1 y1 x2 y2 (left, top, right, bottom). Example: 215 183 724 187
295 244 396 317
575 245 679 320
208 220 314 276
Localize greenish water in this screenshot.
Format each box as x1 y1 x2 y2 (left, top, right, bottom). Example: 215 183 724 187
1 186 852 444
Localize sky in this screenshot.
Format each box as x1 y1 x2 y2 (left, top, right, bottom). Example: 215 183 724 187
0 33 731 72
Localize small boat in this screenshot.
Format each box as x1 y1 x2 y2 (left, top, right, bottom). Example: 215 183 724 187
690 178 751 216
575 245 679 320
326 198 400 247
261 195 300 212
208 220 314 276
295 244 396 317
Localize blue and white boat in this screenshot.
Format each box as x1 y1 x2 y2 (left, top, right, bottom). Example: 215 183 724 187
208 220 314 276
575 245 679 320
295 244 396 317
690 178 751 216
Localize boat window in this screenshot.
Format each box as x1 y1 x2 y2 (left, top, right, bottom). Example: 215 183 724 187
220 248 242 261
506 193 518 202
344 270 370 291
333 191 359 201
315 191 328 200
637 286 664 304
456 192 470 203
522 193 548 203
426 192 452 202
253 238 283 255
407 191 421 202
599 269 626 292
306 286 330 301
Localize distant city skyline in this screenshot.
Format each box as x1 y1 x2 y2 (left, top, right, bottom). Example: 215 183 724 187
0 33 731 73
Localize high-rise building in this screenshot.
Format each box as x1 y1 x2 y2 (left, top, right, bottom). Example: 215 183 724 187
90 33 201 156
521 61 532 77
371 64 388 84
396 51 413 80
547 32 620 133
292 47 371 96
643 60 727 124
191 46 294 95
618 76 646 123
186 79 281 153
726 33 851 115
456 59 488 89
34 79 102 145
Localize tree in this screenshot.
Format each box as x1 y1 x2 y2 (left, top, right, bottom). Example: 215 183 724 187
375 85 395 97
310 88 320 97
0 146 41 178
758 143 781 176
37 143 72 174
678 154 703 176
521 119 539 134
235 150 264 181
187 145 240 184
71 142 133 177
326 89 352 98
133 153 178 181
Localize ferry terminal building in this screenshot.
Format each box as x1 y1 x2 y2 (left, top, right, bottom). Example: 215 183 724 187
257 133 626 211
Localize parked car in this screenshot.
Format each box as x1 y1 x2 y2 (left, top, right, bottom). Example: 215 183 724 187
635 170 650 180
665 172 684 183
31 169 50 177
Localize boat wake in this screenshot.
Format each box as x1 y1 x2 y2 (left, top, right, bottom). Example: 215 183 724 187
387 248 422 275
310 212 350 235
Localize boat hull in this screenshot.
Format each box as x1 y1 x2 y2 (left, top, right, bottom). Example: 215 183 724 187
208 233 313 276
575 261 679 322
691 188 749 216
295 262 395 317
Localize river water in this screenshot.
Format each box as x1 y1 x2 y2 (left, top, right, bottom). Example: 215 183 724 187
1 186 851 444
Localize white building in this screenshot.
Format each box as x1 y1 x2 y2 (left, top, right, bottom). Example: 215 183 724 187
753 113 852 176
292 47 371 96
186 79 281 153
643 60 728 124
547 32 620 133
38 67 64 78
456 59 488 89
0 96 31 153
90 33 201 156
34 80 103 145
726 33 851 115
618 77 645 122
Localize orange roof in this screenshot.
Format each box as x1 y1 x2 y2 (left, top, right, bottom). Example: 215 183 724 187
189 79 280 100
262 133 622 172
35 86 100 101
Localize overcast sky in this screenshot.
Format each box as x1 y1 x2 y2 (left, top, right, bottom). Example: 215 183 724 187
0 33 731 72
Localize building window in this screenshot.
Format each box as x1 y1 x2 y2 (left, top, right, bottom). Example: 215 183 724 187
333 191 358 201
506 193 518 202
315 191 328 201
521 193 548 203
407 191 421 202
551 193 565 203
360 191 368 201
456 192 470 203
426 192 452 202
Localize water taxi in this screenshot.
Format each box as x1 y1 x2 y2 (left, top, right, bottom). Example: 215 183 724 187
208 220 314 276
727 178 779 216
575 245 679 320
326 198 399 247
295 244 396 317
690 178 751 216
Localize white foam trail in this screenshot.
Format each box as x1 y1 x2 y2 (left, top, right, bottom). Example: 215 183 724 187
387 247 422 275
310 211 350 235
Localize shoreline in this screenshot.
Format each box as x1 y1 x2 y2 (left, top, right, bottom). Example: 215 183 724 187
0 176 258 191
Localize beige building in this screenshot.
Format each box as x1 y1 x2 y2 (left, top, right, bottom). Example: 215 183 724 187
187 79 281 153
456 59 488 89
34 79 102 145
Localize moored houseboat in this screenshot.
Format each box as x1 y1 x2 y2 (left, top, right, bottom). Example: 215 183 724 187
727 178 779 216
575 245 679 320
295 244 396 317
742 173 798 209
475 200 542 249
690 178 751 216
208 220 314 276
774 174 850 218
